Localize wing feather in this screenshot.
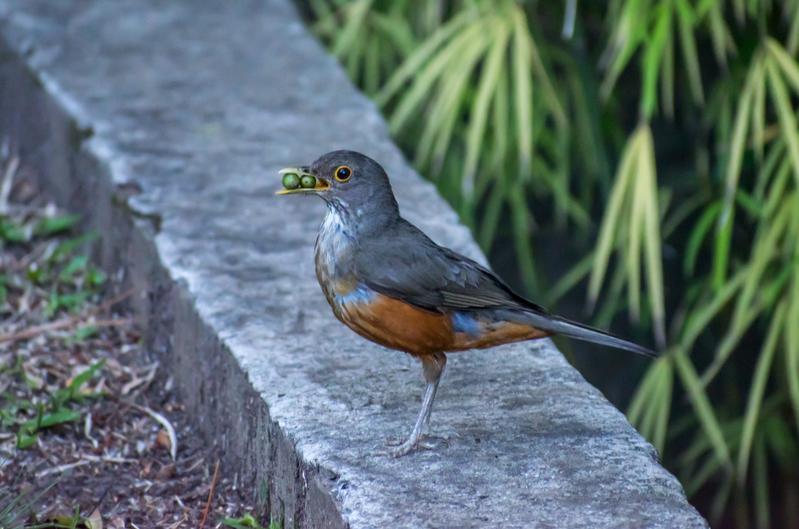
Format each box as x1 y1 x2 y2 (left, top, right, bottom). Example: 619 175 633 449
354 220 546 314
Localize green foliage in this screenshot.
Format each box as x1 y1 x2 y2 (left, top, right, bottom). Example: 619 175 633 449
33 214 80 238
309 0 799 526
588 124 666 347
3 360 105 449
1 211 103 318
0 218 26 243
220 514 280 529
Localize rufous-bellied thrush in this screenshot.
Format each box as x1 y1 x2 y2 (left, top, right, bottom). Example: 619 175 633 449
277 150 655 457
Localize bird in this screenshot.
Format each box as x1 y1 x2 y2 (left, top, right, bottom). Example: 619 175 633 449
277 150 656 457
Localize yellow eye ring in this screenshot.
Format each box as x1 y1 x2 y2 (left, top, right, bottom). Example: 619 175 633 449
334 165 352 182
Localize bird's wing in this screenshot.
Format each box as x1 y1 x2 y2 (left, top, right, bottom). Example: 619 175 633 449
354 220 546 314
354 219 657 357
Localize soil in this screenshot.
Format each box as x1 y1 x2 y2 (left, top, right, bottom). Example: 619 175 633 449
0 158 265 529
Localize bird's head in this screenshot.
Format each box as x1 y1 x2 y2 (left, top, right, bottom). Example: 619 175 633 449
277 150 399 218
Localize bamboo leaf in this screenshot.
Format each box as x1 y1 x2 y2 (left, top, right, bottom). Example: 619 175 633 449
766 59 799 187
751 59 766 162
754 139 786 203
463 17 509 198
705 0 734 66
309 0 338 37
330 0 371 58
662 191 707 238
628 360 662 426
767 38 799 95
588 128 640 308
414 68 459 167
638 369 665 444
509 190 538 294
601 0 647 99
763 414 798 469
786 276 799 435
640 3 671 118
703 249 794 386
684 201 721 275
344 24 364 81
511 5 534 174
736 300 786 484
673 349 732 466
653 357 674 453
639 126 666 346
388 21 485 133
676 0 704 105
377 8 475 104
490 66 510 172
629 356 673 454
363 30 380 94
660 20 675 118
733 0 745 24
789 1 799 55
546 253 594 307
714 59 756 289
628 142 645 322
371 12 416 56
429 45 485 170
478 183 505 250
762 157 793 218
595 262 628 329
730 198 793 340
528 26 566 129
685 449 729 496
680 267 747 350
415 42 481 168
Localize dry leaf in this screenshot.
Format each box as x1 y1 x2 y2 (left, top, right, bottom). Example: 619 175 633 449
156 429 172 452
85 508 103 529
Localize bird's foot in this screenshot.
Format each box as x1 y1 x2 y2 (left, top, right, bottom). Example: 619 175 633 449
384 434 447 457
386 438 429 457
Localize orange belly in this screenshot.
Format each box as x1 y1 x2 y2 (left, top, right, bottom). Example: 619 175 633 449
335 292 550 356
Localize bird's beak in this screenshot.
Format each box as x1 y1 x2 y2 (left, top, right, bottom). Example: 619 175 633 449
276 166 330 195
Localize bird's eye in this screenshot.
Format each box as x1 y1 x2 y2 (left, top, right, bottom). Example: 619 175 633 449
334 165 352 182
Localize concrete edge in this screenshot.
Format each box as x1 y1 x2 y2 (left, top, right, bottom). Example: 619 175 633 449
0 35 347 528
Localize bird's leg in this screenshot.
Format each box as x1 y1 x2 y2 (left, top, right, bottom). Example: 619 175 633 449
420 381 438 433
390 352 446 457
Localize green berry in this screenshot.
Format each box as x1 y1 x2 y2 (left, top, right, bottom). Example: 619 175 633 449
300 175 317 188
282 173 300 189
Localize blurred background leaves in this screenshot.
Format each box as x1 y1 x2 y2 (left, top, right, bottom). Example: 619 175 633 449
304 0 799 527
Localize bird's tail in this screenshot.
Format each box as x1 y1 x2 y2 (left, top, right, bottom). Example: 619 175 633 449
516 311 657 358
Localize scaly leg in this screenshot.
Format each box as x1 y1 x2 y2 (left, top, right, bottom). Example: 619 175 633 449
390 352 446 457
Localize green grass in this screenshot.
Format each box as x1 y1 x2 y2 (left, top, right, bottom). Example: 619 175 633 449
7 360 105 449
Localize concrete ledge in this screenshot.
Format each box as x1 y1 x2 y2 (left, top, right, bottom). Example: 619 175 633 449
0 1 708 527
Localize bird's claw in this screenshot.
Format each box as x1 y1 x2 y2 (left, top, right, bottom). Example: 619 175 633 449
387 439 431 457
384 435 446 457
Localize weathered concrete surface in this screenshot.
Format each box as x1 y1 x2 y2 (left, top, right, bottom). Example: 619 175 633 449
0 1 708 527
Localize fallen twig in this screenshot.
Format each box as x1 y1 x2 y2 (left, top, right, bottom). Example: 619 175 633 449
84 412 99 449
0 287 136 344
0 317 132 344
91 288 135 316
198 459 220 529
132 403 178 460
36 460 91 478
121 362 159 396
81 455 138 465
